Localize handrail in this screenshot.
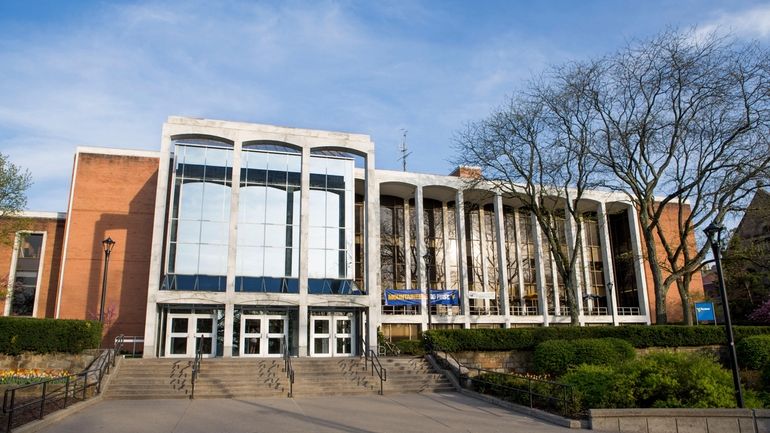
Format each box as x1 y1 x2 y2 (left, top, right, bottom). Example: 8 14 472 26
359 337 386 395
190 335 203 399
428 343 574 417
2 337 123 432
282 335 294 398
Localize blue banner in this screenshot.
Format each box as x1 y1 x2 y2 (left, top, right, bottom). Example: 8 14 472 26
695 302 715 322
384 289 459 306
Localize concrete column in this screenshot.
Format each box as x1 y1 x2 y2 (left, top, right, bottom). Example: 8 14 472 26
512 211 525 313
143 133 173 358
298 147 311 356
598 202 619 325
222 138 242 357
365 155 380 354
493 194 510 322
415 186 428 328
530 213 549 326
455 191 470 327
627 203 651 324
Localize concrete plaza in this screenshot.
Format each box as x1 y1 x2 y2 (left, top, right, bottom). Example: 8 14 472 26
37 392 588 433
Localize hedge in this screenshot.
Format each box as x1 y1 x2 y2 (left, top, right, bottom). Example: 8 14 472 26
423 325 770 352
0 317 102 355
737 335 770 370
533 338 635 376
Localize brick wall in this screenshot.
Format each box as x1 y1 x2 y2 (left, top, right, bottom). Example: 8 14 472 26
56 152 158 346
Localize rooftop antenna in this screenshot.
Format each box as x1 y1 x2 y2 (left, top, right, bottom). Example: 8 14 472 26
398 129 411 172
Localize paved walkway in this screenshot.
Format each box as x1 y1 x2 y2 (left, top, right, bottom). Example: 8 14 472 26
37 393 588 433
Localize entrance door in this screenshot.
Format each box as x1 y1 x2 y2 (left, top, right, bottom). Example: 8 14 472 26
240 315 287 357
310 312 356 357
165 313 217 358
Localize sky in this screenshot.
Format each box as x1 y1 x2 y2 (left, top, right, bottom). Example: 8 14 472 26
2 0 770 212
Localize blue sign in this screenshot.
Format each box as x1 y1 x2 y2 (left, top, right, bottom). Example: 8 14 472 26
384 289 459 306
695 302 715 322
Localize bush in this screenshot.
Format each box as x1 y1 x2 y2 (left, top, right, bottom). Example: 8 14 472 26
737 335 770 370
563 352 737 412
533 338 635 376
0 317 102 354
423 325 770 352
395 339 425 356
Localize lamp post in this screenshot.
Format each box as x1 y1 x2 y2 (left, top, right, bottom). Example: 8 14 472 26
704 222 744 408
99 237 116 323
423 252 432 330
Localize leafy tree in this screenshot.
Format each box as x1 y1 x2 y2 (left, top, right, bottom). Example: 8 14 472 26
0 152 32 245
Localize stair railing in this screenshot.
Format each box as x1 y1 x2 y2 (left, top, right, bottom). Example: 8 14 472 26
190 335 203 399
359 337 386 395
282 335 294 398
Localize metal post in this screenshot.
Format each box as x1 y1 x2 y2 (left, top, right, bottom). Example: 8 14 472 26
705 222 744 408
99 237 115 323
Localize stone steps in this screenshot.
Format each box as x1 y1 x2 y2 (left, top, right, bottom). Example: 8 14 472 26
104 356 453 399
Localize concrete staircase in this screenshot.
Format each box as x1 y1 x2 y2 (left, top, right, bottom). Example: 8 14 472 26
104 356 453 399
104 358 287 399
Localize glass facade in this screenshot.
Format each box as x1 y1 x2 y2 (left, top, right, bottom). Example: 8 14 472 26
236 148 300 293
166 142 232 291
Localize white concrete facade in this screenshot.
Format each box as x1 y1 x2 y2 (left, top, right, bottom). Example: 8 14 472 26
142 117 650 358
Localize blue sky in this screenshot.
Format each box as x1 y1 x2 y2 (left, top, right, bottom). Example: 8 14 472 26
2 0 770 212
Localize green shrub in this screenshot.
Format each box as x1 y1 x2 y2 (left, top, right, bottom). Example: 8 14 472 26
395 339 425 356
562 364 635 410
737 335 770 370
423 325 770 352
563 352 736 412
533 338 635 375
0 317 102 354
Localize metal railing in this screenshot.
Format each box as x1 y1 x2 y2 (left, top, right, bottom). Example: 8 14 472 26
359 337 386 395
2 336 124 432
429 345 575 418
510 305 539 316
282 335 294 398
618 307 641 316
189 335 203 400
381 305 420 315
114 335 143 357
468 305 500 316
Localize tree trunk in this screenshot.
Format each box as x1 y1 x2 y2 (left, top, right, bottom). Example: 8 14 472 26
677 276 694 326
641 223 668 324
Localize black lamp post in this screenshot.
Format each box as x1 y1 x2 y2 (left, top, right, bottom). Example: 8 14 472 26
99 237 116 323
704 222 744 408
423 252 432 330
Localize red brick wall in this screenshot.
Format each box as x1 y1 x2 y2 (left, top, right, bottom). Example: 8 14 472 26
642 203 705 323
0 217 65 317
57 152 158 345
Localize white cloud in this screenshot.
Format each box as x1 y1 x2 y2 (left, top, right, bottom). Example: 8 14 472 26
695 4 770 41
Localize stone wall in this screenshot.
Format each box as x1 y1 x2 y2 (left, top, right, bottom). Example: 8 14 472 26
0 350 98 372
590 408 765 433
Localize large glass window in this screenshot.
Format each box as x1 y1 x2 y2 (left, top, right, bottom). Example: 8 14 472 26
518 210 539 314
446 202 459 291
583 213 607 314
465 203 500 315
307 155 358 294
165 142 232 291
380 195 414 314
9 233 43 316
235 149 301 293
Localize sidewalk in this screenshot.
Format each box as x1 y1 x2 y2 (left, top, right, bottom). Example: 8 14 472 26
36 392 588 433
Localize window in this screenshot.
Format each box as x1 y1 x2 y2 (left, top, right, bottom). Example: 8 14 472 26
9 233 43 316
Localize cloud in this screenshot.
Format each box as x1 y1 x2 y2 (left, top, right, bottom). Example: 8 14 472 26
695 4 770 41
0 1 557 211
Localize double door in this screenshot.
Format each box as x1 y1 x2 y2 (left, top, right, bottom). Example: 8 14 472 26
240 315 288 357
165 313 217 358
310 313 354 357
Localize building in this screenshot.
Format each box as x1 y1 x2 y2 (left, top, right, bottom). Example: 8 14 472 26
0 117 703 358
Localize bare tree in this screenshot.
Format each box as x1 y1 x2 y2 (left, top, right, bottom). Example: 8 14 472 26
454 65 602 325
589 31 770 324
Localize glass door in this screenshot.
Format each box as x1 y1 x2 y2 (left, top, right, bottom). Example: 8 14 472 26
165 313 217 358
334 316 353 355
310 317 331 357
240 315 287 357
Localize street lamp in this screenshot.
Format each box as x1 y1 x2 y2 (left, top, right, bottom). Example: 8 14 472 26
99 237 116 323
704 222 744 408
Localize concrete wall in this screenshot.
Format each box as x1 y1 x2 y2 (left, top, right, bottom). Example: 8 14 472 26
590 408 763 433
56 149 159 346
